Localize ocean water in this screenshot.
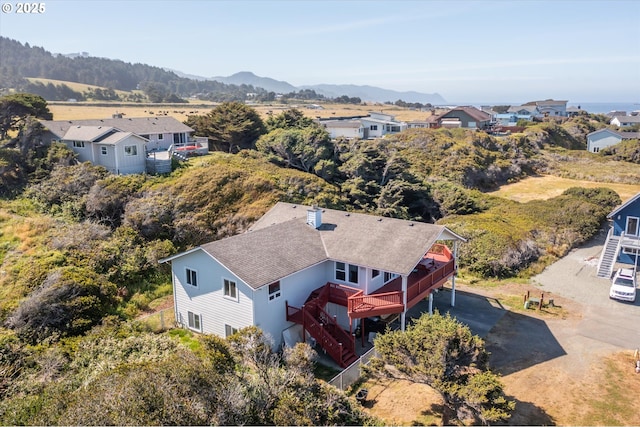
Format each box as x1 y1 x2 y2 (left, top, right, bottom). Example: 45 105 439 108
566 102 640 114
443 101 640 115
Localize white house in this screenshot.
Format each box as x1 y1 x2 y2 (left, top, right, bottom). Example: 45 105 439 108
320 119 365 139
586 128 640 153
161 202 465 367
360 112 407 138
611 115 640 128
61 125 147 174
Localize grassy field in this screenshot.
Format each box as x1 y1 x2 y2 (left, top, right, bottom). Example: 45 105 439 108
488 175 640 203
47 100 435 122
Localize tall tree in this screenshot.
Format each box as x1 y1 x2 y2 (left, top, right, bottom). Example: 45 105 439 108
368 312 515 425
0 93 52 140
185 102 266 153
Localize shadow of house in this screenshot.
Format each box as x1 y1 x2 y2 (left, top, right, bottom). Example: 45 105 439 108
483 311 566 376
418 288 566 376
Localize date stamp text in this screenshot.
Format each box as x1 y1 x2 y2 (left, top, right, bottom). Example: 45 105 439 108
2 3 46 14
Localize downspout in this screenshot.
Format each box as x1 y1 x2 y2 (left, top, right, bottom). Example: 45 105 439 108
401 275 408 331
451 241 459 307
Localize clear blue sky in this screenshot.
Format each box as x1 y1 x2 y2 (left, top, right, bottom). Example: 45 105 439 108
1 0 639 103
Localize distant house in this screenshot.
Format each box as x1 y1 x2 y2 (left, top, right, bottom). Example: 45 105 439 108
586 128 640 153
426 106 492 129
610 115 640 128
318 112 406 139
40 115 207 174
530 99 568 117
59 125 148 174
320 119 365 139
360 112 407 138
40 115 197 152
160 202 465 367
597 193 640 278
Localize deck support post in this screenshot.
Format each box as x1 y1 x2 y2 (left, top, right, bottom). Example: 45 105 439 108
451 241 459 307
401 275 408 331
428 292 433 315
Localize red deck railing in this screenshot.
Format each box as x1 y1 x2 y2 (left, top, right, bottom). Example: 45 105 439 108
286 295 356 368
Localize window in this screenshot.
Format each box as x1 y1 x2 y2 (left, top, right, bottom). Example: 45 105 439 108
158 133 164 140
186 268 197 287
187 311 201 331
335 262 346 281
124 145 138 156
348 264 359 284
370 125 378 131
225 324 238 337
384 272 396 282
623 247 639 255
72 141 85 148
372 269 380 278
100 146 107 155
626 217 639 236
268 281 281 301
224 279 237 300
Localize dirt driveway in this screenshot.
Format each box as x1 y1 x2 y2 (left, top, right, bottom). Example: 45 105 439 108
366 230 640 425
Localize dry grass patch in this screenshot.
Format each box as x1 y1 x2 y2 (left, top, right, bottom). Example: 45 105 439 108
360 377 442 426
488 175 640 203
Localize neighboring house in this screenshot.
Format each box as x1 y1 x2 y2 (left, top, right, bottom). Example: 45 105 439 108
597 193 640 278
586 129 640 153
318 112 406 139
40 115 198 152
610 115 640 128
60 125 147 174
427 106 492 129
360 112 407 138
320 119 365 139
530 99 568 117
160 202 466 367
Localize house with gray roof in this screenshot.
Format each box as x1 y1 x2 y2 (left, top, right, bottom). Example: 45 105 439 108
40 114 197 151
160 202 465 367
586 128 640 153
611 115 640 128
57 125 148 174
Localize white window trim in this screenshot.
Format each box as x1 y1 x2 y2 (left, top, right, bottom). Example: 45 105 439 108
223 278 238 301
335 262 346 281
72 141 85 148
100 146 108 155
348 264 359 285
225 324 238 337
625 216 639 237
158 133 164 140
187 311 202 332
268 281 281 301
185 268 198 287
124 145 138 156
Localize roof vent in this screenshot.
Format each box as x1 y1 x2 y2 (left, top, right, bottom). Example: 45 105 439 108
307 206 322 229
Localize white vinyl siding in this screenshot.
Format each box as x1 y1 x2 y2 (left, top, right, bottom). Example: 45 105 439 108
173 250 253 338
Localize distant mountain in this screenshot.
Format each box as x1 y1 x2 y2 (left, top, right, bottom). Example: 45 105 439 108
211 72 297 94
301 83 446 105
209 72 447 104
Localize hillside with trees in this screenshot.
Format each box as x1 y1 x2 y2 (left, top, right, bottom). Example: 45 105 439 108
1 93 639 424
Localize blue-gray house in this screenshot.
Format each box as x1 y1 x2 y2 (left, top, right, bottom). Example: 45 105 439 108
597 193 640 278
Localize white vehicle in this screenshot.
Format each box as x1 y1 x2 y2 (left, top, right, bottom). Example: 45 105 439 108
609 268 637 303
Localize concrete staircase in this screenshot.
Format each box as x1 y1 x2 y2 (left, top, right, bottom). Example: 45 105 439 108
597 231 620 278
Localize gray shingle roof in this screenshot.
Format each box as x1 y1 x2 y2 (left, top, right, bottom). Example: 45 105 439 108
41 116 194 139
62 125 116 142
199 202 464 289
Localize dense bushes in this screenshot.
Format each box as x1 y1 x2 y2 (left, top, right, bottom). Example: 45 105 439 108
5 266 119 343
442 187 620 277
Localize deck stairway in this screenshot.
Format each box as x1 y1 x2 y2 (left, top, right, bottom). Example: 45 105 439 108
286 285 358 368
597 230 620 278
